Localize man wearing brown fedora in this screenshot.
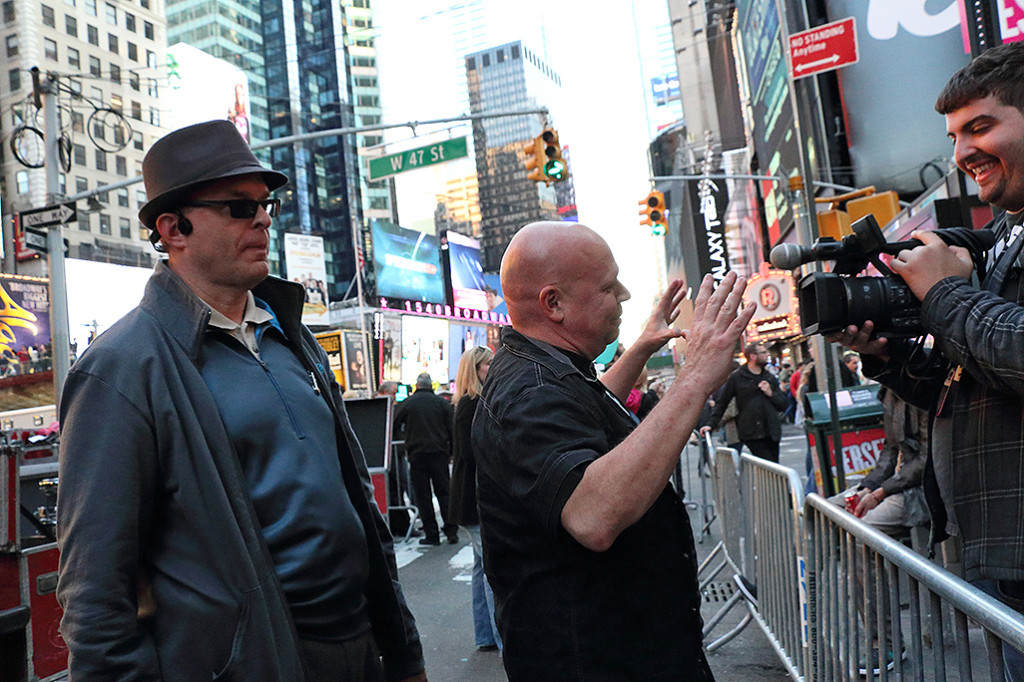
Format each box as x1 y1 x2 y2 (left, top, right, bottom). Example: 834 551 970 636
55 120 428 681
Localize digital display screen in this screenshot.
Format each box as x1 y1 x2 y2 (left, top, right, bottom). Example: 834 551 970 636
371 219 446 305
444 230 488 311
401 315 450 384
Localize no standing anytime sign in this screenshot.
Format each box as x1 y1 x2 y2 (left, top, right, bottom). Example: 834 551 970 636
789 16 859 80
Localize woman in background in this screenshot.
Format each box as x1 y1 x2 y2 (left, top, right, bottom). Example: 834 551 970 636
448 346 502 652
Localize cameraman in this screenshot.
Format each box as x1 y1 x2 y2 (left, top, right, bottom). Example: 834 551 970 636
831 41 1024 676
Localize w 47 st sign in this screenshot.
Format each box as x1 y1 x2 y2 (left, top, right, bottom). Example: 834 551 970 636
789 17 859 80
367 137 468 181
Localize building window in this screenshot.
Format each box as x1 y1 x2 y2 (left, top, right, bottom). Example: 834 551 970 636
115 155 126 176
89 56 101 77
73 143 86 165
79 213 90 231
131 101 141 120
99 214 111 235
482 53 490 67
58 173 66 194
104 2 115 24
87 24 98 45
75 177 88 193
512 45 520 59
15 170 29 194
95 149 106 171
466 56 475 71
147 78 157 97
117 188 129 206
129 72 139 91
65 14 77 36
8 68 20 92
5 34 16 56
84 0 95 15
127 42 137 61
136 189 146 207
140 0 148 10
108 34 118 54
67 46 79 67
72 111 84 132
42 4 55 26
2 1 15 23
149 107 159 126
109 63 120 84
44 38 57 61
68 77 81 94
143 20 153 39
124 11 134 31
146 50 155 68
64 0 75 6
496 49 504 63
119 217 131 238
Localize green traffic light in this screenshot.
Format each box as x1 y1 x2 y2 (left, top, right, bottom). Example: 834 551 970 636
651 223 666 236
544 159 566 180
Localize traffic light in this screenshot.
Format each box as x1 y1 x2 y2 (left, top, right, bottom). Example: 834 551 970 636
540 129 567 182
523 135 547 184
639 191 667 235
523 128 568 184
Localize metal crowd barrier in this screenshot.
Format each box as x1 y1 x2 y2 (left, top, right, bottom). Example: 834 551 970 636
703 448 1024 681
805 494 1024 681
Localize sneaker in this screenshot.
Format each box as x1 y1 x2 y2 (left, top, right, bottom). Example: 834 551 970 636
418 537 441 546
858 648 903 677
476 644 499 652
733 574 758 609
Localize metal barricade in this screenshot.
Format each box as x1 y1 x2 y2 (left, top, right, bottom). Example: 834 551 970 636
700 443 753 652
805 493 1024 681
741 452 807 680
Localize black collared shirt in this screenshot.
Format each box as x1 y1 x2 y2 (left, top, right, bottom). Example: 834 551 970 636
473 329 713 681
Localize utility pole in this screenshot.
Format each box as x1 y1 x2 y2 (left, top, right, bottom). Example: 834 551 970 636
32 68 72 408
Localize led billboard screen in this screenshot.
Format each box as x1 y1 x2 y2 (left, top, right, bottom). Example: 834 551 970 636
371 220 446 305
444 230 487 311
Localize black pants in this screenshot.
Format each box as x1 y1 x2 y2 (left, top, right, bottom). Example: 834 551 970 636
408 450 457 541
299 631 385 682
743 437 780 463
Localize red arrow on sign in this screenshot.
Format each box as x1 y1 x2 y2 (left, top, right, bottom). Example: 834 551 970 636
789 16 859 80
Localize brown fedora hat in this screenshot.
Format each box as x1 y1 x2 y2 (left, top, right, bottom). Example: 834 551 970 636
139 120 288 232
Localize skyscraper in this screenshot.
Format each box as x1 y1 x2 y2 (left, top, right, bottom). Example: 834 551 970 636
465 40 573 271
0 0 167 271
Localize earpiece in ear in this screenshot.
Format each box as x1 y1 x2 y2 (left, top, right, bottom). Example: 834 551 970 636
175 211 194 236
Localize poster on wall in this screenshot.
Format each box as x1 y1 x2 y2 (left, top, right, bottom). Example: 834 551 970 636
284 233 330 327
401 316 449 384
342 331 373 393
0 274 50 369
375 314 403 383
314 331 345 389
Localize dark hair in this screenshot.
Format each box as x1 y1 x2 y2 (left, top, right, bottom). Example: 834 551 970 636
743 342 762 357
935 42 1024 114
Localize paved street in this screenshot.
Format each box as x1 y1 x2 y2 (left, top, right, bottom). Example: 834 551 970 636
396 422 811 681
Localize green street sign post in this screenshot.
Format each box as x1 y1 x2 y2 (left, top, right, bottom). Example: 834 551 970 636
368 137 468 181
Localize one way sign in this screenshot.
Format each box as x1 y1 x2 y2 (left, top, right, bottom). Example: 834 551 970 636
19 201 77 229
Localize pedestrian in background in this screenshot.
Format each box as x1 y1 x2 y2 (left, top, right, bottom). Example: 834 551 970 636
702 342 789 462
448 346 501 652
395 372 458 546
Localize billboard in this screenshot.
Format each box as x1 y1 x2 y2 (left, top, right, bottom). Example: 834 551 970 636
0 274 50 363
400 315 449 385
284 233 329 326
165 43 251 141
64 259 153 353
447 323 488 380
371 219 445 307
823 0 969 194
342 330 373 393
443 230 487 311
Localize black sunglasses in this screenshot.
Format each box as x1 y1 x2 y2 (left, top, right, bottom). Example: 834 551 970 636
181 198 281 219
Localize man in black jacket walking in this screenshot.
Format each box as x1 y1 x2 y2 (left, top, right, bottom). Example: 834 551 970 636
395 373 458 545
702 342 789 462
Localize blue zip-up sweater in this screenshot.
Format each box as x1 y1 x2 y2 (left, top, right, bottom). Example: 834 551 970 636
57 261 424 680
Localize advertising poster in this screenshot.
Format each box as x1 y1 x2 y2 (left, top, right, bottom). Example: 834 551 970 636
401 316 449 384
342 330 372 393
444 231 487 311
284 233 330 327
481 273 507 316
375 314 403 383
65 259 153 353
314 331 345 388
447 323 488 379
0 274 50 367
164 43 251 141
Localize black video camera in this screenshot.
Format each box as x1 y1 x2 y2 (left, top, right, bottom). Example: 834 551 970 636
769 215 995 337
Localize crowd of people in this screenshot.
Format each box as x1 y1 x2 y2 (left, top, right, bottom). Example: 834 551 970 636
50 40 1024 682
0 343 54 377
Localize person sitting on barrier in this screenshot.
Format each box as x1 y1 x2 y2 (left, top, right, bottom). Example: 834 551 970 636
828 387 931 673
472 221 754 680
830 41 1024 680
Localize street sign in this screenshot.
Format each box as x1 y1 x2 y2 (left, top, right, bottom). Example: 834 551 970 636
19 202 77 229
367 137 468 181
21 226 68 255
789 17 859 80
